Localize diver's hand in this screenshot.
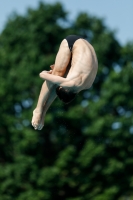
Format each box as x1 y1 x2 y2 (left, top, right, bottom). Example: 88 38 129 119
50 64 54 70
40 70 52 75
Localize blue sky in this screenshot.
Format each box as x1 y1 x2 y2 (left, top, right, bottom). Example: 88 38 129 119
0 0 132 45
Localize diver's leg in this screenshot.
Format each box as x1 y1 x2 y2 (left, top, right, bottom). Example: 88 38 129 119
52 39 71 76
31 39 71 130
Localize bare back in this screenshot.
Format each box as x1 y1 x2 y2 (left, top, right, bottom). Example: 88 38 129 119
66 39 98 91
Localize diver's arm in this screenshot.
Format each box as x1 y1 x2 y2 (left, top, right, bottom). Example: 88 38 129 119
39 71 74 87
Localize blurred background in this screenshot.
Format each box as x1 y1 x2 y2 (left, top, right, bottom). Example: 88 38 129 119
0 0 133 199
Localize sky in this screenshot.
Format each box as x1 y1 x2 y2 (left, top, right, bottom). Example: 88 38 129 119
0 0 133 46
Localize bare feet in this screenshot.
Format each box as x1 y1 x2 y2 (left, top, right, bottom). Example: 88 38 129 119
32 66 54 130
31 108 45 130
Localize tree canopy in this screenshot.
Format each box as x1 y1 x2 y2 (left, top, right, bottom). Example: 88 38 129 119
0 2 133 200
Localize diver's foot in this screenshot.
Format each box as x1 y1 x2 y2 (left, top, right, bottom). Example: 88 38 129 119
31 108 44 130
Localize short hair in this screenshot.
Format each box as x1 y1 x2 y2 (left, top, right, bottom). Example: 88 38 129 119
56 87 77 104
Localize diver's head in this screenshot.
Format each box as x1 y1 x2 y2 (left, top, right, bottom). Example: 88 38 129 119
56 87 77 104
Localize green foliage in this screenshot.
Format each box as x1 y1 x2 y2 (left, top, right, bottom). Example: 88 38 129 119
0 1 133 200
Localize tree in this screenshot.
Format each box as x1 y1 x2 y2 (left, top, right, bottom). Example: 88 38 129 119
0 1 133 200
